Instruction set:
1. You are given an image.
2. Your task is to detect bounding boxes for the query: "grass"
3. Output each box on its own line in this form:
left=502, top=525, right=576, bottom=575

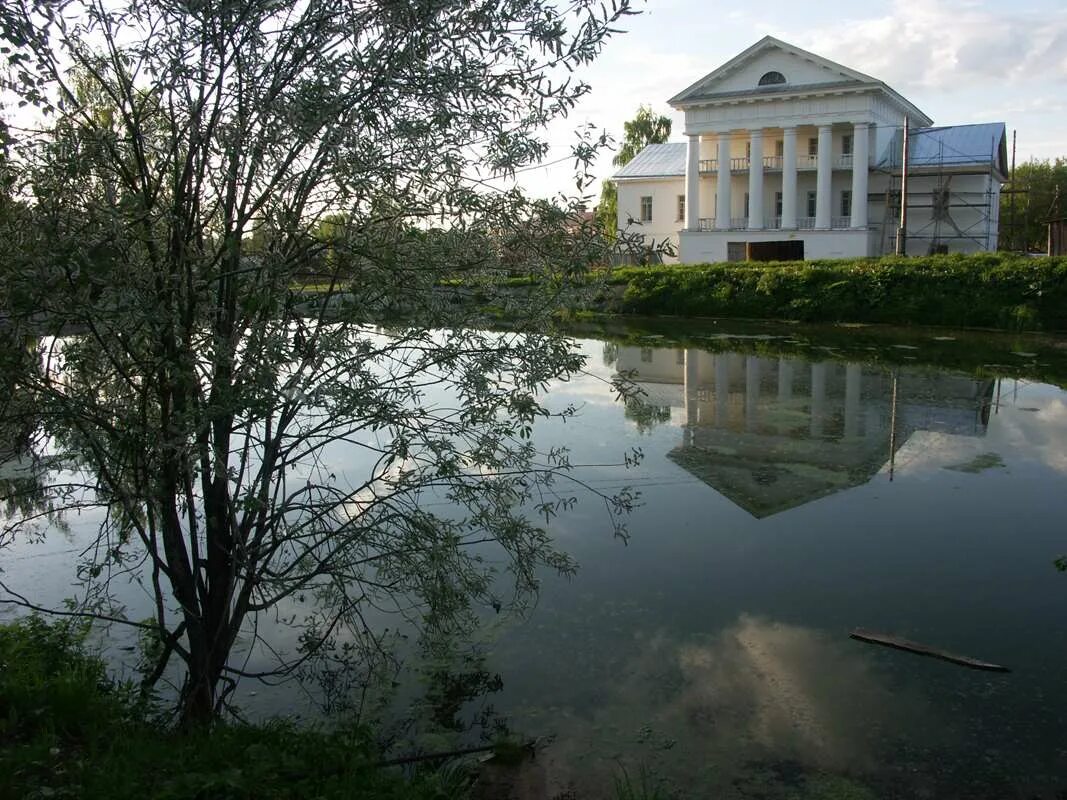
left=0, top=616, right=468, bottom=800
left=0, top=616, right=675, bottom=799
left=613, top=764, right=674, bottom=799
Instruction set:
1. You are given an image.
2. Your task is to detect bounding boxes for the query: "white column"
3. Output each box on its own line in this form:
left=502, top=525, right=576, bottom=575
left=745, top=356, right=760, bottom=430
left=781, top=127, right=797, bottom=229
left=716, top=133, right=732, bottom=230
left=850, top=122, right=869, bottom=229
left=685, top=134, right=701, bottom=231
left=715, top=354, right=730, bottom=425
left=810, top=362, right=827, bottom=438
left=815, top=124, right=832, bottom=229
left=844, top=363, right=861, bottom=438
left=747, top=129, right=764, bottom=230
left=684, top=349, right=698, bottom=439
left=777, top=359, right=794, bottom=402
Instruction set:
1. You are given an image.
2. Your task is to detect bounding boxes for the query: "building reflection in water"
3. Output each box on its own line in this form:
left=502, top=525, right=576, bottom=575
left=617, top=347, right=995, bottom=518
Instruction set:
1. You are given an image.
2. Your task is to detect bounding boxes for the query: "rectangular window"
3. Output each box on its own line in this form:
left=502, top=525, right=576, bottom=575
left=775, top=140, right=784, bottom=157
left=640, top=348, right=653, bottom=363
left=676, top=349, right=685, bottom=366
left=677, top=195, right=685, bottom=222
left=746, top=141, right=751, bottom=160
left=842, top=134, right=853, bottom=156
left=744, top=192, right=750, bottom=219
left=841, top=190, right=852, bottom=218
left=806, top=190, right=817, bottom=218
left=808, top=137, right=818, bottom=156
left=775, top=191, right=783, bottom=217
left=640, top=195, right=652, bottom=222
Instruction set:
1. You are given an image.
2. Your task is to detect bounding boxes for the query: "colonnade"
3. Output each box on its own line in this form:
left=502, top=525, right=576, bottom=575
left=683, top=123, right=869, bottom=231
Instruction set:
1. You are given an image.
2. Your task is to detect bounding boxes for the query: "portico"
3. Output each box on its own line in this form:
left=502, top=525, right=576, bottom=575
left=683, top=122, right=871, bottom=232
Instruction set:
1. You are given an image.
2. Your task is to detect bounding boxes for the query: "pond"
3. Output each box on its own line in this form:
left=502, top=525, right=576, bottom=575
left=465, top=320, right=1067, bottom=799
left=5, top=318, right=1067, bottom=798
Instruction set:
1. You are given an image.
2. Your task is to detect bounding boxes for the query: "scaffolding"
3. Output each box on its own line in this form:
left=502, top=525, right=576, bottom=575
left=875, top=128, right=1005, bottom=255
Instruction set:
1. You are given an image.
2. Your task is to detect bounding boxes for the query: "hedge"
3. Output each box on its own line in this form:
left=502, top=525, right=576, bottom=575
left=615, top=254, right=1067, bottom=331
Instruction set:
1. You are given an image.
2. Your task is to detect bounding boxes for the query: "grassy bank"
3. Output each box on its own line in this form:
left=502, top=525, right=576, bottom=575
left=611, top=254, right=1067, bottom=331
left=0, top=617, right=464, bottom=800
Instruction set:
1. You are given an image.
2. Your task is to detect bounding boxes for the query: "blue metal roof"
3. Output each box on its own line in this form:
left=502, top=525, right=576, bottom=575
left=878, top=122, right=1007, bottom=174
left=612, top=142, right=686, bottom=179
left=615, top=123, right=1007, bottom=181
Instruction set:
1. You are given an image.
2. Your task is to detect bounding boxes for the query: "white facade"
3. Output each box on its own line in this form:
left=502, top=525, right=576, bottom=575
left=613, top=37, right=1008, bottom=264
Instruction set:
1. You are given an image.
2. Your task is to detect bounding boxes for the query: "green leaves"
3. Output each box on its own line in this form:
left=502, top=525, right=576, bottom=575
left=613, top=105, right=672, bottom=168
left=0, top=0, right=642, bottom=726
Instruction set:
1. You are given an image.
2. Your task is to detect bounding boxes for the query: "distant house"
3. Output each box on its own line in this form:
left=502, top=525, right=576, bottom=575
left=613, top=36, right=1008, bottom=263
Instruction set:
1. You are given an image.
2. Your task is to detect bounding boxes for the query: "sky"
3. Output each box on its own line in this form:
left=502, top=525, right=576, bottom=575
left=519, top=0, right=1067, bottom=201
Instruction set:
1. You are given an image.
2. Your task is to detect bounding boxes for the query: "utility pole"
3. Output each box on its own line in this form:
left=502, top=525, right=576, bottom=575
left=895, top=116, right=909, bottom=256
left=1009, top=129, right=1017, bottom=251
left=1049, top=185, right=1061, bottom=257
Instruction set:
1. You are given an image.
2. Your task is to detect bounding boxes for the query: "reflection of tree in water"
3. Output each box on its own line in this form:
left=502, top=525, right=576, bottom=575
left=624, top=396, right=671, bottom=434
left=386, top=633, right=509, bottom=751
left=601, top=342, right=618, bottom=369
left=0, top=470, right=60, bottom=529
left=0, top=333, right=61, bottom=531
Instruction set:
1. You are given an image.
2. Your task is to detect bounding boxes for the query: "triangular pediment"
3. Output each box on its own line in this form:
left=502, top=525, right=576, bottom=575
left=669, top=36, right=877, bottom=106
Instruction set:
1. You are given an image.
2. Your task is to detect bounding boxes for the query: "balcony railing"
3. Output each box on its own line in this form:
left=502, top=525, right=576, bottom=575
left=689, top=216, right=856, bottom=232
left=695, top=153, right=859, bottom=173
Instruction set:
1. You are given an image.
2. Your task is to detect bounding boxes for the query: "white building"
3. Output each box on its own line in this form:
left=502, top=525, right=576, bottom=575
left=613, top=36, right=1009, bottom=264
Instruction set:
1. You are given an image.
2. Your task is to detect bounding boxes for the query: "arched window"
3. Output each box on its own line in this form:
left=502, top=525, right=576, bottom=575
left=758, top=71, right=786, bottom=86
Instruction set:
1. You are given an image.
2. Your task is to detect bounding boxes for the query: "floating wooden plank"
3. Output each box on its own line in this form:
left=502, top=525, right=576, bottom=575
left=850, top=628, right=1010, bottom=673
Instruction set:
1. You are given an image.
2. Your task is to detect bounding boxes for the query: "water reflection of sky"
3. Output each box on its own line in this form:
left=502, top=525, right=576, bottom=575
left=488, top=338, right=1067, bottom=798
left=5, top=331, right=1067, bottom=796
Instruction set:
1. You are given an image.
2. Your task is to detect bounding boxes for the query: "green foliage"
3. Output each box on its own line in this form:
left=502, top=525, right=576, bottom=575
left=0, top=617, right=467, bottom=800
left=0, top=0, right=638, bottom=725
left=613, top=764, right=672, bottom=800
left=0, top=616, right=129, bottom=746
left=612, top=105, right=673, bottom=168
left=599, top=178, right=618, bottom=239
left=615, top=253, right=1067, bottom=331
left=1000, top=157, right=1067, bottom=252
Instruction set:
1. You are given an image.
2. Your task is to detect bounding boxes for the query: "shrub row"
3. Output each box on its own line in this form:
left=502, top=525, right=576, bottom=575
left=614, top=254, right=1067, bottom=331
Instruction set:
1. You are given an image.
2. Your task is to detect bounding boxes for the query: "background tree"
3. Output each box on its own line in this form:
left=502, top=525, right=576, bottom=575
left=0, top=0, right=638, bottom=725
left=1000, top=158, right=1067, bottom=252
left=597, top=105, right=673, bottom=238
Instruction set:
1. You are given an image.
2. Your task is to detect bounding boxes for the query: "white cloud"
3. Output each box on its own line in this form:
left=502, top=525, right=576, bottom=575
left=797, top=0, right=1067, bottom=92
left=514, top=1, right=1067, bottom=197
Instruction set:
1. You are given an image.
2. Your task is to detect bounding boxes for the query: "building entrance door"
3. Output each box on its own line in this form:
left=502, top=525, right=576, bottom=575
left=746, top=240, right=804, bottom=261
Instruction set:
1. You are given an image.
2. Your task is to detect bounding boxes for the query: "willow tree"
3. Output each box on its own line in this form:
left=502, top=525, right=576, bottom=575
left=597, top=104, right=672, bottom=238
left=0, top=0, right=639, bottom=724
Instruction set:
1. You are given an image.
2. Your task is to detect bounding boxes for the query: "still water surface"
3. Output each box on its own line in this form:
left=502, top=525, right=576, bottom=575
left=475, top=323, right=1067, bottom=798
left=6, top=320, right=1067, bottom=798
